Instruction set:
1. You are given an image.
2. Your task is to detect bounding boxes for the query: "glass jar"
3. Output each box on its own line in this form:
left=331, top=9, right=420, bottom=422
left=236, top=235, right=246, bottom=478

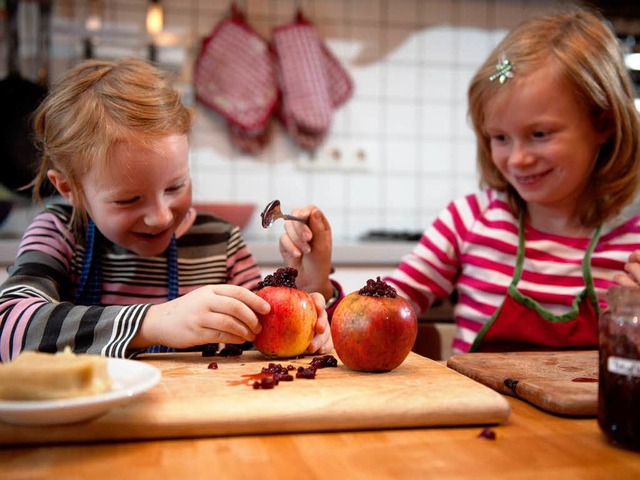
left=598, top=286, right=640, bottom=450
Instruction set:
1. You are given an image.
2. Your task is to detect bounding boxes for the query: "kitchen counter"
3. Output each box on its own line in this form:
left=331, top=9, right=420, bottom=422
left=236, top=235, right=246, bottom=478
left=248, top=240, right=414, bottom=266
left=2, top=390, right=638, bottom=478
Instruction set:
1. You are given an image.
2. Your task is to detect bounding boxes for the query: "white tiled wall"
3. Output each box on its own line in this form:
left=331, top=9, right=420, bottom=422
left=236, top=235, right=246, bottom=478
left=2, top=0, right=567, bottom=242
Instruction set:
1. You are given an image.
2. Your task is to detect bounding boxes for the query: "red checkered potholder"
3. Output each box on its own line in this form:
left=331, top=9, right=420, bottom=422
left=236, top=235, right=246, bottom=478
left=273, top=13, right=333, bottom=136
left=273, top=11, right=353, bottom=150
left=194, top=6, right=277, bottom=133
left=322, top=43, right=354, bottom=109
left=226, top=121, right=272, bottom=155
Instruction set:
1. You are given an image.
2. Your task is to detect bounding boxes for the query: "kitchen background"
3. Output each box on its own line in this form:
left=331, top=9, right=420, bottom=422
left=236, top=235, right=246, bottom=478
left=2, top=0, right=638, bottom=244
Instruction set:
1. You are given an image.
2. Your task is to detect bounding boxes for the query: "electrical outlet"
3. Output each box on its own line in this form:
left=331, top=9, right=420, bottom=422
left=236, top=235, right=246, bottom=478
left=297, top=144, right=370, bottom=172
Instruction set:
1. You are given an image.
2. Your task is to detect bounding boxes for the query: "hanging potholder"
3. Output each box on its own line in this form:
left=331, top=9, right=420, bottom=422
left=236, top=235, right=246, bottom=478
left=272, top=13, right=333, bottom=138
left=194, top=5, right=277, bottom=133
left=322, top=43, right=354, bottom=108
left=273, top=11, right=354, bottom=150
left=227, top=121, right=272, bottom=155
left=278, top=42, right=354, bottom=150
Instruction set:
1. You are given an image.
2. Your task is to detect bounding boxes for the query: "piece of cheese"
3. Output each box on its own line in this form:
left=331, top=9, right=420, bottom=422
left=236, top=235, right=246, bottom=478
left=0, top=348, right=112, bottom=401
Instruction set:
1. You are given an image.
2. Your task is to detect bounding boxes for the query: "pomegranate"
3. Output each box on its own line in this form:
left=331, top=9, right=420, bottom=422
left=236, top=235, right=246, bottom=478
left=253, top=267, right=317, bottom=358
left=331, top=277, right=417, bottom=372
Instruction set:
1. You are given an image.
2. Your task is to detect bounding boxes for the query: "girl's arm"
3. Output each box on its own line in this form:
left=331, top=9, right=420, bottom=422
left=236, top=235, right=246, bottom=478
left=383, top=198, right=470, bottom=316
left=0, top=210, right=148, bottom=362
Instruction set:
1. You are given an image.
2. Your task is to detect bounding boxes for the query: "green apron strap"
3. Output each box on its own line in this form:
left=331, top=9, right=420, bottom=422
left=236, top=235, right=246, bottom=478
left=582, top=223, right=602, bottom=316
left=469, top=214, right=602, bottom=351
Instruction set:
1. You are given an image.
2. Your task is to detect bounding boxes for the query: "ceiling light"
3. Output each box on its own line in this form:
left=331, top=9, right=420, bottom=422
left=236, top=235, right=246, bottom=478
left=146, top=0, right=163, bottom=36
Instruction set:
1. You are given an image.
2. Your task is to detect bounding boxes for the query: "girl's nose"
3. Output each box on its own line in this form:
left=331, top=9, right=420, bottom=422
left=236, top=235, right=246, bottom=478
left=144, top=201, right=173, bottom=227
left=508, top=142, right=535, bottom=168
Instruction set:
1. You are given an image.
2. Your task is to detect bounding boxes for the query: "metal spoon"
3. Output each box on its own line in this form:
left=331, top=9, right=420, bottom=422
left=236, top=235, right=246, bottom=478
left=260, top=199, right=309, bottom=228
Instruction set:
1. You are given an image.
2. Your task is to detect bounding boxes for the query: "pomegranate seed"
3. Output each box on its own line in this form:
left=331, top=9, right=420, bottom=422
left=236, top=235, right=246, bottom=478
left=478, top=428, right=496, bottom=440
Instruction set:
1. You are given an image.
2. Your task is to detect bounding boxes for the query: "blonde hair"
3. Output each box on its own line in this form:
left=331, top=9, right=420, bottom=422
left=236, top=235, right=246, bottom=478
left=468, top=8, right=640, bottom=228
left=31, top=57, right=193, bottom=230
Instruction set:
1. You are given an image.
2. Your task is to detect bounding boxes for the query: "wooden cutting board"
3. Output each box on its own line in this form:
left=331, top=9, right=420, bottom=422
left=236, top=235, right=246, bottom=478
left=1, top=351, right=509, bottom=446
left=447, top=350, right=598, bottom=417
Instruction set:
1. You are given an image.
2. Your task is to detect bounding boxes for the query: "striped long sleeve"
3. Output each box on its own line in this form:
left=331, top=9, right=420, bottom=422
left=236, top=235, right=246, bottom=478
left=384, top=190, right=640, bottom=354
left=0, top=205, right=262, bottom=362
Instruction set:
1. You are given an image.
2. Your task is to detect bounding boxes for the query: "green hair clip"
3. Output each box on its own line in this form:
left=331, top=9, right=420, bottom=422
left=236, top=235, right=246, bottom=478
left=489, top=53, right=513, bottom=84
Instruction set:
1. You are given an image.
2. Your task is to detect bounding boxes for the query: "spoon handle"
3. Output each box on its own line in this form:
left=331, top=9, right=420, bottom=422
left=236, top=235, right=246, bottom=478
left=281, top=214, right=309, bottom=224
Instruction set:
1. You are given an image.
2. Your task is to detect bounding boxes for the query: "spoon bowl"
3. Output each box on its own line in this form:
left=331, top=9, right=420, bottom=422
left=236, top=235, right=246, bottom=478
left=260, top=200, right=309, bottom=228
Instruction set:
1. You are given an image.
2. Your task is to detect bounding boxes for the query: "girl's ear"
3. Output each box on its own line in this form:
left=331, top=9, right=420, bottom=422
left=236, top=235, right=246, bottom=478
left=46, top=170, right=76, bottom=204
left=595, top=112, right=614, bottom=145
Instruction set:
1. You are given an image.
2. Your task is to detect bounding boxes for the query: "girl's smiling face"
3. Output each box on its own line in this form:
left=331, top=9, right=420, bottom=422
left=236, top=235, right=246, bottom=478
left=484, top=60, right=610, bottom=223
left=82, top=134, right=192, bottom=257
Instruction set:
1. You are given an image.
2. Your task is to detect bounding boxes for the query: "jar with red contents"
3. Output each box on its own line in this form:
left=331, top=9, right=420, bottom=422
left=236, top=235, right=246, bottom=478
left=598, top=286, right=640, bottom=450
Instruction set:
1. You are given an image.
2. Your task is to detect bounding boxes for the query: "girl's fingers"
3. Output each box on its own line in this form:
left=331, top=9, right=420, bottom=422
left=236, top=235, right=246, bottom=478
left=208, top=285, right=269, bottom=334
left=202, top=313, right=259, bottom=341
left=615, top=272, right=638, bottom=287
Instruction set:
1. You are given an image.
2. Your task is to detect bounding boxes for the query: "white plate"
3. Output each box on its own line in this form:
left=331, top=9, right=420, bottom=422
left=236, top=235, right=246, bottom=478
left=0, top=358, right=161, bottom=426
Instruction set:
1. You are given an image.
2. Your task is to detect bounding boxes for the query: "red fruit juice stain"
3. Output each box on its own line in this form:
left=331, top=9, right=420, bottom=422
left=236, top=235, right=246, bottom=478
left=571, top=377, right=597, bottom=383
left=227, top=372, right=272, bottom=387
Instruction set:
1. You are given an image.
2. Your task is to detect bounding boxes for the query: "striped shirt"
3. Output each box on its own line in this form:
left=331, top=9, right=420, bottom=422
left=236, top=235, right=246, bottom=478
left=0, top=204, right=262, bottom=362
left=384, top=190, right=640, bottom=355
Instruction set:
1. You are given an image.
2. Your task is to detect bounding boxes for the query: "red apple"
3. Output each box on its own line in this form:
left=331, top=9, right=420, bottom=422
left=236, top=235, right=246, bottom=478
left=331, top=277, right=417, bottom=372
left=253, top=267, right=317, bottom=358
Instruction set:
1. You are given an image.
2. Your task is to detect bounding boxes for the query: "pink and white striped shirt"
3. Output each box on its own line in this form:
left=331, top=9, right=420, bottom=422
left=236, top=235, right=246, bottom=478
left=384, top=190, right=640, bottom=354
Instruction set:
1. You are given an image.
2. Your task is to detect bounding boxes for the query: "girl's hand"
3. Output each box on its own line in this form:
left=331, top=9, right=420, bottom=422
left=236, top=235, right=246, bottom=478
left=305, top=292, right=334, bottom=354
left=279, top=205, right=334, bottom=301
left=133, top=285, right=270, bottom=349
left=615, top=250, right=640, bottom=287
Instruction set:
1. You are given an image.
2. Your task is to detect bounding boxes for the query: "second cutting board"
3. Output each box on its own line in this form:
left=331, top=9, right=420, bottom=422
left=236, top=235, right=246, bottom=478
left=447, top=350, right=598, bottom=416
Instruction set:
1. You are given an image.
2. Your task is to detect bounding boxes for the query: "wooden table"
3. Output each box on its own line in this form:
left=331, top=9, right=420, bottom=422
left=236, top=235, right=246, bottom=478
left=2, top=396, right=639, bottom=479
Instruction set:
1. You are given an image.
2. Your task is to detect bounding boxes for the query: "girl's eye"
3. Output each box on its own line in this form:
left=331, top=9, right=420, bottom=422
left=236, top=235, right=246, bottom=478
left=167, top=182, right=187, bottom=194
left=490, top=133, right=507, bottom=142
left=114, top=197, right=139, bottom=206
left=532, top=130, right=547, bottom=138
